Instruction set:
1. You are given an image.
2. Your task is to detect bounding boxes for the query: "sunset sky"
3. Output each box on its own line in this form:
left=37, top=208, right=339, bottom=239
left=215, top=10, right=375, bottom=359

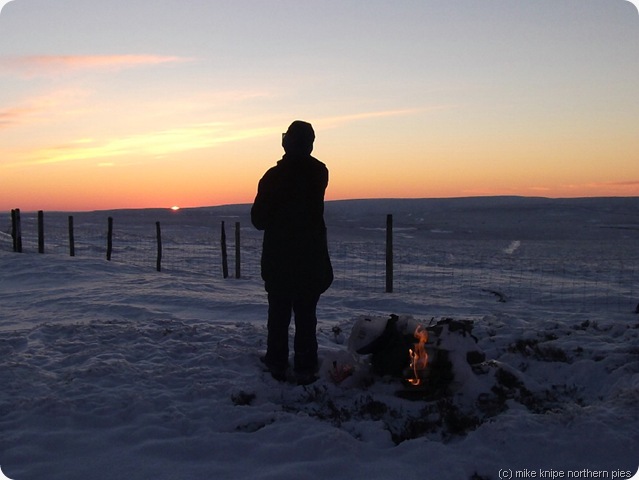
left=1, top=0, right=638, bottom=211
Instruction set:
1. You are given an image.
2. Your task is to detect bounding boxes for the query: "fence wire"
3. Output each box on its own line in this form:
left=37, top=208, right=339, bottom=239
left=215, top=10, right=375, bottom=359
left=3, top=213, right=638, bottom=313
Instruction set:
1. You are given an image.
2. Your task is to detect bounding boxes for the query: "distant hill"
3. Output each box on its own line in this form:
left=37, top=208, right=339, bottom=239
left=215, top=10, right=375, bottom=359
left=137, top=196, right=639, bottom=241
left=322, top=196, right=639, bottom=241
left=32, top=196, right=638, bottom=243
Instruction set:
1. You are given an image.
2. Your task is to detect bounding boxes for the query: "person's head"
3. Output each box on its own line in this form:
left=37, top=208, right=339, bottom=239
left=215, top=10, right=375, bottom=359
left=282, top=120, right=315, bottom=155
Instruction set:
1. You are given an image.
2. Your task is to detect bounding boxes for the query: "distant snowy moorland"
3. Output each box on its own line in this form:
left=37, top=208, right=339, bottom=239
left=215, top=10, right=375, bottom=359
left=1, top=197, right=638, bottom=480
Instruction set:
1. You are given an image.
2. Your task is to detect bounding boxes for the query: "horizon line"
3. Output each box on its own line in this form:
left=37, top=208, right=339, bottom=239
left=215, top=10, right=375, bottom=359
left=6, top=194, right=639, bottom=214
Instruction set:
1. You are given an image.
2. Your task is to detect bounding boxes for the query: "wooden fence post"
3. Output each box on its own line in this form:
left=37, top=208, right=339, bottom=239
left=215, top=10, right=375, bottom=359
left=235, top=221, right=241, bottom=279
left=68, top=215, right=75, bottom=257
left=156, top=221, right=162, bottom=272
left=11, top=209, right=22, bottom=253
left=221, top=221, right=229, bottom=278
left=106, top=216, right=113, bottom=261
left=10, top=210, right=16, bottom=252
left=386, top=214, right=393, bottom=293
left=38, top=210, right=45, bottom=254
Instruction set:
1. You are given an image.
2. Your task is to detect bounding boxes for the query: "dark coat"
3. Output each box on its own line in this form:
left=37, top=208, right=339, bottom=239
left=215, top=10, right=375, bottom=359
left=251, top=153, right=333, bottom=295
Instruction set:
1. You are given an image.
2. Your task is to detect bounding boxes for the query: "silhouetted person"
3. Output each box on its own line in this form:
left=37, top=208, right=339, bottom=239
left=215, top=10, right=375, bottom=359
left=251, top=120, right=333, bottom=385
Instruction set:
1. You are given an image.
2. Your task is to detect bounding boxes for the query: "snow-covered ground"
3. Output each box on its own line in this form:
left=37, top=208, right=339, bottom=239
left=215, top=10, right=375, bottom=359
left=1, top=197, right=638, bottom=480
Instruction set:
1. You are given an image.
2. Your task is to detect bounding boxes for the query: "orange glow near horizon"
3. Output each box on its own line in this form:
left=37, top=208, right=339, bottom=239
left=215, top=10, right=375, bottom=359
left=3, top=168, right=637, bottom=213
left=2, top=92, right=637, bottom=212
left=2, top=108, right=638, bottom=212
left=2, top=122, right=638, bottom=212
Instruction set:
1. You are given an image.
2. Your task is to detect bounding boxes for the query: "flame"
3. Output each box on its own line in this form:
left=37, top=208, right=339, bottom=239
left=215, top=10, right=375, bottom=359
left=329, top=360, right=353, bottom=384
left=407, top=325, right=429, bottom=386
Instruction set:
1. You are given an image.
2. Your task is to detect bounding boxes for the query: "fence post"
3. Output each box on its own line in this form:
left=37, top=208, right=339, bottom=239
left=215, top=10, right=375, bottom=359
left=106, top=216, right=113, bottom=261
left=38, top=210, right=45, bottom=254
left=235, top=221, right=241, bottom=279
left=386, top=214, right=393, bottom=293
left=221, top=221, right=229, bottom=278
left=11, top=208, right=22, bottom=253
left=156, top=221, right=162, bottom=272
left=17, top=209, right=22, bottom=252
left=11, top=209, right=22, bottom=253
left=10, top=210, right=14, bottom=251
left=68, top=215, right=75, bottom=257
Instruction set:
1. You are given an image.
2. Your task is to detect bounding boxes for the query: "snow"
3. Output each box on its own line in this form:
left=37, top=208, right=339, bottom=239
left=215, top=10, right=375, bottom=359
left=1, top=197, right=638, bottom=480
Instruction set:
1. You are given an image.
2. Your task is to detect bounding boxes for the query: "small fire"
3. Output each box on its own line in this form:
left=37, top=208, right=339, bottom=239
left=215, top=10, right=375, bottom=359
left=329, top=360, right=354, bottom=384
left=407, top=325, right=429, bottom=386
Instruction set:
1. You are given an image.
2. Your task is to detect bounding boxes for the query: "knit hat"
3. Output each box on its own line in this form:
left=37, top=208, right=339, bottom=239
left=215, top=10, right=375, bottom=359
left=283, top=120, right=315, bottom=154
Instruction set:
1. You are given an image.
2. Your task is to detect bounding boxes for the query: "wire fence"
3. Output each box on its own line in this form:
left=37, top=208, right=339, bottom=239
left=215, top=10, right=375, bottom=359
left=3, top=212, right=638, bottom=313
left=390, top=240, right=638, bottom=312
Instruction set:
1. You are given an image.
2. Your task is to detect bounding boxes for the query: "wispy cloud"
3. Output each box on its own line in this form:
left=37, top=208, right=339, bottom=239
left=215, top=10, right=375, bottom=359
left=315, top=106, right=455, bottom=129
left=5, top=122, right=274, bottom=167
left=0, top=54, right=193, bottom=77
left=0, top=105, right=40, bottom=129
left=566, top=180, right=639, bottom=190
left=556, top=180, right=639, bottom=196
left=603, top=180, right=639, bottom=187
left=0, top=89, right=89, bottom=130
left=11, top=108, right=447, bottom=166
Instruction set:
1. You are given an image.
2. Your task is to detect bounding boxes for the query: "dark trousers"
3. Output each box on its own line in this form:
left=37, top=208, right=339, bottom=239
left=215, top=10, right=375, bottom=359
left=265, top=292, right=320, bottom=374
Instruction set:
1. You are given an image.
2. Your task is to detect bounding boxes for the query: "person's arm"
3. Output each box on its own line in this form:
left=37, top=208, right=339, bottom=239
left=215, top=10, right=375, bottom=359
left=251, top=174, right=272, bottom=231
